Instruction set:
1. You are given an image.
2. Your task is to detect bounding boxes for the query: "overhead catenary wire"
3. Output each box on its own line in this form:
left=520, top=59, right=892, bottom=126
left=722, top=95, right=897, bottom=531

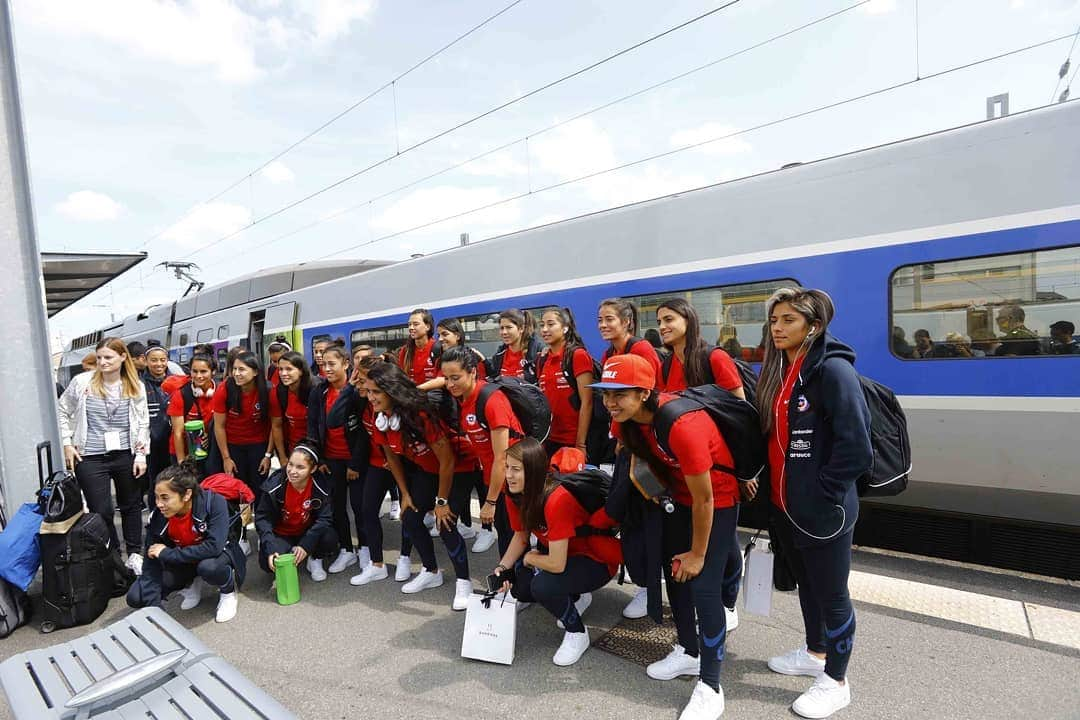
left=198, top=0, right=874, bottom=260
left=311, top=32, right=1077, bottom=262
left=131, top=0, right=528, bottom=252
left=1050, top=22, right=1080, bottom=103
left=1061, top=52, right=1080, bottom=103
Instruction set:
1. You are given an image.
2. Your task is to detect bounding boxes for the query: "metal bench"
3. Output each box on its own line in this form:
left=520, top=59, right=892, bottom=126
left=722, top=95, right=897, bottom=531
left=0, top=607, right=296, bottom=719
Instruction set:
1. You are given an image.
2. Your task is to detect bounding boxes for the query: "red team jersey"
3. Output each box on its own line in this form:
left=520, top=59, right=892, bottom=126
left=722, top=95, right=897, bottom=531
left=362, top=405, right=387, bottom=469
left=660, top=349, right=742, bottom=393
left=505, top=486, right=622, bottom=575
left=398, top=338, right=438, bottom=385
left=274, top=481, right=314, bottom=537
left=537, top=346, right=594, bottom=446
left=459, top=380, right=523, bottom=484
left=166, top=513, right=205, bottom=547
left=372, top=411, right=446, bottom=475
left=212, top=385, right=269, bottom=445
left=165, top=383, right=216, bottom=455
left=601, top=338, right=663, bottom=383
left=269, top=389, right=308, bottom=452
left=323, top=386, right=351, bottom=460
left=498, top=346, right=528, bottom=378
left=769, top=354, right=806, bottom=509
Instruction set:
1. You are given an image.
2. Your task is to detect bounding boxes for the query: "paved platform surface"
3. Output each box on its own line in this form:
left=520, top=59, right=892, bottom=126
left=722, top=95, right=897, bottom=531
left=1, top=519, right=1077, bottom=720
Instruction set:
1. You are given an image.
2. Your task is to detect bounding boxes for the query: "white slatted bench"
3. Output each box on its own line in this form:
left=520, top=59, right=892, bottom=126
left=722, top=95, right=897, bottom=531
left=0, top=607, right=296, bottom=719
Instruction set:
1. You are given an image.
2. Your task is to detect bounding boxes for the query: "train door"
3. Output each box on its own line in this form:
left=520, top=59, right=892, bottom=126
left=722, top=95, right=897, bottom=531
left=248, top=310, right=266, bottom=365
left=263, top=302, right=297, bottom=366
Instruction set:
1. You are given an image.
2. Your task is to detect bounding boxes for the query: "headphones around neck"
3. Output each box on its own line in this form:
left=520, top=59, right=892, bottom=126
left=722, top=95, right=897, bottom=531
left=375, top=412, right=401, bottom=432
left=192, top=385, right=215, bottom=398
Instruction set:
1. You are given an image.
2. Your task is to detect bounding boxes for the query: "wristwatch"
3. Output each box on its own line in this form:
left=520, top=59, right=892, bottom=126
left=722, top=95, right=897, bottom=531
left=435, top=497, right=449, bottom=507
left=264, top=452, right=273, bottom=459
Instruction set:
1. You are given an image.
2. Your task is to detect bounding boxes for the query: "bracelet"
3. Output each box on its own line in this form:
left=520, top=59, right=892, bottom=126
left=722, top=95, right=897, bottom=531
left=484, top=499, right=498, bottom=507
left=495, top=564, right=507, bottom=573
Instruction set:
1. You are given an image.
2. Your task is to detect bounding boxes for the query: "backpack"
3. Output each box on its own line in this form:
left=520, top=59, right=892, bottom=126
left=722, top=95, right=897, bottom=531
left=38, top=511, right=117, bottom=633
left=476, top=377, right=551, bottom=443
left=660, top=347, right=759, bottom=405
left=539, top=346, right=615, bottom=465
left=653, top=385, right=766, bottom=482
left=857, top=376, right=911, bottom=497
left=0, top=578, right=30, bottom=638
left=428, top=388, right=461, bottom=434
left=552, top=469, right=618, bottom=537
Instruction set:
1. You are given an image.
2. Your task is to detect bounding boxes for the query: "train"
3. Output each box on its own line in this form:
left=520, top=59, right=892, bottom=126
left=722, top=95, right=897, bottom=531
left=59, top=101, right=1080, bottom=579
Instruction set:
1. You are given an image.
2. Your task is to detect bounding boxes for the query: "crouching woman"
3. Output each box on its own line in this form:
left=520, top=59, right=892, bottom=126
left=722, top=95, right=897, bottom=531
left=255, top=441, right=339, bottom=583
left=127, top=459, right=244, bottom=623
left=495, top=438, right=621, bottom=667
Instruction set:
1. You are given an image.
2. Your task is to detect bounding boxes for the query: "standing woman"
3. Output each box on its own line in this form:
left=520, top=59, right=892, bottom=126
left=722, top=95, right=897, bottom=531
left=168, top=354, right=216, bottom=465
left=440, top=346, right=523, bottom=557
left=270, top=351, right=314, bottom=462
left=266, top=337, right=292, bottom=385
left=308, top=343, right=369, bottom=575
left=597, top=353, right=739, bottom=720
left=489, top=309, right=542, bottom=383
left=58, top=337, right=149, bottom=574
left=536, top=307, right=596, bottom=457
left=358, top=363, right=472, bottom=610
left=598, top=297, right=663, bottom=378
left=417, top=317, right=487, bottom=392
left=212, top=351, right=273, bottom=498
left=397, top=308, right=439, bottom=386
left=758, top=288, right=870, bottom=720
left=311, top=337, right=330, bottom=378
left=656, top=297, right=748, bottom=632
left=126, top=459, right=242, bottom=623
left=496, top=438, right=621, bottom=666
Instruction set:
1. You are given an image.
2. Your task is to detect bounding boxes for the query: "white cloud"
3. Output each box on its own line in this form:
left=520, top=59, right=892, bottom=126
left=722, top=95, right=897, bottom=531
left=531, top=118, right=617, bottom=181
left=55, top=190, right=123, bottom=221
left=462, top=151, right=528, bottom=178
left=260, top=160, right=295, bottom=184
left=861, top=0, right=897, bottom=14
left=371, top=186, right=520, bottom=235
left=298, top=0, right=376, bottom=43
left=160, top=201, right=252, bottom=248
left=670, top=123, right=752, bottom=155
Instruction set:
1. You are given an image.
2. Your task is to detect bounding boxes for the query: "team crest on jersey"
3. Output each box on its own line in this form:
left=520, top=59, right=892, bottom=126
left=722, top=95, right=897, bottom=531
left=466, top=413, right=477, bottom=425
left=796, top=395, right=809, bottom=412
left=197, top=523, right=208, bottom=533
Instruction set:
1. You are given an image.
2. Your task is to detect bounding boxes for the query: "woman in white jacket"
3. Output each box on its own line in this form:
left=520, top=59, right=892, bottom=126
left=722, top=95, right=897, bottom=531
left=58, top=337, right=150, bottom=574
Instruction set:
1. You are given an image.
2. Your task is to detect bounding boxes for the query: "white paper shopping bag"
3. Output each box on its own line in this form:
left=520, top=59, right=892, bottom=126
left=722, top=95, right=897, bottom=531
left=742, top=537, right=775, bottom=617
left=461, top=592, right=517, bottom=665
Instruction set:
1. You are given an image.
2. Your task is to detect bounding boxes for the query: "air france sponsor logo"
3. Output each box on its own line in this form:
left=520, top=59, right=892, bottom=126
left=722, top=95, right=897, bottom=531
left=790, top=438, right=811, bottom=451
left=796, top=395, right=809, bottom=412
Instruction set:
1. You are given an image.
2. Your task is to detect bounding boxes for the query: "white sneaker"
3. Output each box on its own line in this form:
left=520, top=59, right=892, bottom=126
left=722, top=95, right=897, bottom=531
left=429, top=524, right=441, bottom=538
left=238, top=538, right=252, bottom=556
left=452, top=579, right=472, bottom=611
left=388, top=501, right=401, bottom=521
left=215, top=591, right=238, bottom=623
left=678, top=681, right=725, bottom=720
left=126, top=553, right=144, bottom=577
left=307, top=558, right=327, bottom=582
left=471, top=528, right=496, bottom=554
left=647, top=644, right=701, bottom=680
left=725, top=605, right=739, bottom=631
left=623, top=587, right=648, bottom=619
left=394, top=556, right=412, bottom=581
left=357, top=546, right=371, bottom=569
left=178, top=577, right=203, bottom=611
left=327, top=549, right=357, bottom=574
left=423, top=512, right=436, bottom=530
left=552, top=627, right=590, bottom=666
left=402, top=569, right=444, bottom=594
left=792, top=675, right=850, bottom=719
left=557, top=592, right=592, bottom=629
left=350, top=563, right=388, bottom=586
left=768, top=646, right=827, bottom=677
left=457, top=521, right=477, bottom=539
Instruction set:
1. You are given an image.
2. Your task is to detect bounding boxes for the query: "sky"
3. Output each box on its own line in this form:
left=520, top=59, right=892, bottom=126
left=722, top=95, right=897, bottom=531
left=10, top=0, right=1080, bottom=351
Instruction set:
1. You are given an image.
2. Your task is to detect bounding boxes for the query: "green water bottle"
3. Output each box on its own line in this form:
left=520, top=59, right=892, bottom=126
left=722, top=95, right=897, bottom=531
left=274, top=553, right=301, bottom=606
left=183, top=419, right=209, bottom=460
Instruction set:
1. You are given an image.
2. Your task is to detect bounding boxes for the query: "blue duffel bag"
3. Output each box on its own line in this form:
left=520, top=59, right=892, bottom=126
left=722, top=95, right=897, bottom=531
left=0, top=502, right=44, bottom=592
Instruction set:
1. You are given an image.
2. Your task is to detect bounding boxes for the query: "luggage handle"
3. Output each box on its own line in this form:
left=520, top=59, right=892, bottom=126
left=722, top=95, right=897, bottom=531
left=36, top=441, right=53, bottom=490
left=65, top=648, right=188, bottom=709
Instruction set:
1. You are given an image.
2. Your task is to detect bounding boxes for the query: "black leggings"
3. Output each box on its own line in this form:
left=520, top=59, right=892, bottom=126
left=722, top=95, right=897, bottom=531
left=76, top=451, right=142, bottom=555
left=662, top=504, right=738, bottom=693
left=126, top=553, right=235, bottom=609
left=512, top=555, right=612, bottom=633
left=454, top=469, right=484, bottom=528
left=258, top=528, right=340, bottom=573
left=401, top=468, right=469, bottom=579
left=771, top=509, right=856, bottom=681
left=362, top=465, right=413, bottom=564
left=227, top=442, right=268, bottom=501
left=325, top=458, right=362, bottom=552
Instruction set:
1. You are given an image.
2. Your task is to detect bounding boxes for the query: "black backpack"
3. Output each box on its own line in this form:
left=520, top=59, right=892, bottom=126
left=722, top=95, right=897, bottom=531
left=653, top=385, right=766, bottom=482
left=477, top=377, right=551, bottom=443
left=553, top=469, right=618, bottom=537
left=659, top=347, right=759, bottom=405
left=0, top=577, right=30, bottom=638
left=538, top=346, right=616, bottom=465
left=38, top=512, right=117, bottom=633
left=857, top=376, right=911, bottom=497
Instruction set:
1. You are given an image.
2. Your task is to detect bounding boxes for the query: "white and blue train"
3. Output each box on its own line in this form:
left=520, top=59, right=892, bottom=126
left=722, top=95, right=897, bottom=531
left=60, top=101, right=1080, bottom=578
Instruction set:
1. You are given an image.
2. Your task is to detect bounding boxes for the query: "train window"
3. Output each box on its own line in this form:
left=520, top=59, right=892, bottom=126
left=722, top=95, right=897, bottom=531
left=196, top=328, right=213, bottom=343
left=349, top=327, right=408, bottom=357
left=890, top=246, right=1080, bottom=359
left=455, top=307, right=546, bottom=358
left=178, top=333, right=189, bottom=346
left=622, top=279, right=799, bottom=363
left=217, top=325, right=229, bottom=339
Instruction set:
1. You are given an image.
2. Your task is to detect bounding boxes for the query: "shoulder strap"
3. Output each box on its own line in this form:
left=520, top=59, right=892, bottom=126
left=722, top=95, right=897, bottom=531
left=475, top=383, right=499, bottom=430
left=276, top=382, right=289, bottom=413
left=702, top=347, right=721, bottom=385
left=182, top=383, right=198, bottom=417
left=660, top=351, right=674, bottom=383
left=653, top=396, right=735, bottom=476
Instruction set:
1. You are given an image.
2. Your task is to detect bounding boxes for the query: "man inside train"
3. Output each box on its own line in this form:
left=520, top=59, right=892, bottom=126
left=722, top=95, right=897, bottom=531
left=1049, top=320, right=1078, bottom=355
left=993, top=305, right=1041, bottom=357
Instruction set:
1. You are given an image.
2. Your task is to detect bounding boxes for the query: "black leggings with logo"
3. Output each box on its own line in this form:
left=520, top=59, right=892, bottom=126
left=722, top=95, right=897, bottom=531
left=361, top=465, right=413, bottom=565
left=400, top=468, right=469, bottom=579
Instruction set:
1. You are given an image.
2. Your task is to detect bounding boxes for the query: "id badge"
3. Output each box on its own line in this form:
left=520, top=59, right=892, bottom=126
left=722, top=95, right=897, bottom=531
left=104, top=430, right=122, bottom=452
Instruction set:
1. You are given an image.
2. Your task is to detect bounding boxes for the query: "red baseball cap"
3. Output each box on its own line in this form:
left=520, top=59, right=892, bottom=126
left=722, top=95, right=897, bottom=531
left=589, top=354, right=656, bottom=390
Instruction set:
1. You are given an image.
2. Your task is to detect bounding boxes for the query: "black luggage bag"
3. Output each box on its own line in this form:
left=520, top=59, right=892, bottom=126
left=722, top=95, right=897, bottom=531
left=38, top=511, right=116, bottom=633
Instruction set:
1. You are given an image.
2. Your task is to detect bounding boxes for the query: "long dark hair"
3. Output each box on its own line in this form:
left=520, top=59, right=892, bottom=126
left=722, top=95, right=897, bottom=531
left=599, top=297, right=640, bottom=338
left=436, top=318, right=485, bottom=368
left=618, top=392, right=678, bottom=488
left=226, top=350, right=269, bottom=422
left=402, top=308, right=434, bottom=371
left=657, top=297, right=710, bottom=386
left=506, top=438, right=556, bottom=533
left=440, top=344, right=480, bottom=374
left=366, top=361, right=438, bottom=445
left=278, top=351, right=313, bottom=400
left=499, top=308, right=536, bottom=352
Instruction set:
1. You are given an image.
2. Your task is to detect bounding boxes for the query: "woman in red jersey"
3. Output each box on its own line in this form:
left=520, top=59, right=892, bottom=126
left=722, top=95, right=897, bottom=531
left=168, top=354, right=216, bottom=464
left=489, top=308, right=542, bottom=383
left=397, top=308, right=438, bottom=385
left=269, top=351, right=314, bottom=461
left=598, top=297, right=663, bottom=379
left=536, top=307, right=595, bottom=457
left=212, top=351, right=272, bottom=495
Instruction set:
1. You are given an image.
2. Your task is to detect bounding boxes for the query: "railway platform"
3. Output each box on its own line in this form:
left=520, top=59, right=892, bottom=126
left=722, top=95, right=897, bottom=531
left=1, top=516, right=1076, bottom=720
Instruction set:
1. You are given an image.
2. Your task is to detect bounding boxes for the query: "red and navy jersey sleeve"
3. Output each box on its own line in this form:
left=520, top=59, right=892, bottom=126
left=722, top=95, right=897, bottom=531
left=709, top=349, right=743, bottom=393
